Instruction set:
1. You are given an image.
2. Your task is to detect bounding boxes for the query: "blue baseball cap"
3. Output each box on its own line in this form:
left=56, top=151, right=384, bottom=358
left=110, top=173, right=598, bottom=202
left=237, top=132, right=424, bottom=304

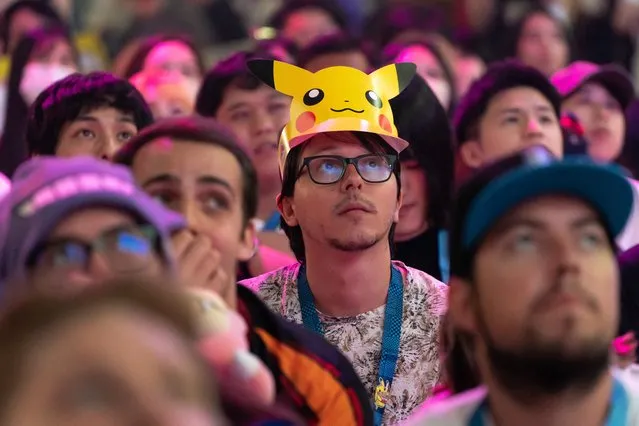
left=0, top=156, right=186, bottom=285
left=450, top=145, right=634, bottom=278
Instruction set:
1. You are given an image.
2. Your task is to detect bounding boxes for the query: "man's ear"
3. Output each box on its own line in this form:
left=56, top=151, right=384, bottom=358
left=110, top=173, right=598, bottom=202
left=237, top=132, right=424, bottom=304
left=238, top=219, right=257, bottom=262
left=277, top=193, right=299, bottom=227
left=459, top=140, right=484, bottom=169
left=448, top=276, right=478, bottom=335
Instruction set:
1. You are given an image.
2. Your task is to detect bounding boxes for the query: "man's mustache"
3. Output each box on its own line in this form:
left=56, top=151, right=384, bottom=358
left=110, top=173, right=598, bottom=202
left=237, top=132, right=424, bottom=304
left=530, top=278, right=599, bottom=313
left=333, top=196, right=377, bottom=214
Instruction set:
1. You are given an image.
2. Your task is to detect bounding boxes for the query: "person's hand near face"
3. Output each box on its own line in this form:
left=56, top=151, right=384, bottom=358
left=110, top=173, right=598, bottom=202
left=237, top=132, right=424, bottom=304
left=132, top=136, right=256, bottom=308
left=172, top=230, right=233, bottom=306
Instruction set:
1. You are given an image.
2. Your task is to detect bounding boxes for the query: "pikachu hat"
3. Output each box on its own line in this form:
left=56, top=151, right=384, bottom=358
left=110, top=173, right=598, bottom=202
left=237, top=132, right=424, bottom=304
left=247, top=60, right=416, bottom=173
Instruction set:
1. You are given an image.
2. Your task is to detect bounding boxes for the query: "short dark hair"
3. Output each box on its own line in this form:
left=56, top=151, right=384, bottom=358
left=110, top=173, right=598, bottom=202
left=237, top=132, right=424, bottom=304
left=195, top=50, right=279, bottom=118
left=297, top=33, right=378, bottom=70
left=26, top=71, right=154, bottom=156
left=268, top=0, right=347, bottom=31
left=279, top=132, right=401, bottom=262
left=122, top=34, right=205, bottom=79
left=453, top=60, right=562, bottom=145
left=114, top=115, right=258, bottom=226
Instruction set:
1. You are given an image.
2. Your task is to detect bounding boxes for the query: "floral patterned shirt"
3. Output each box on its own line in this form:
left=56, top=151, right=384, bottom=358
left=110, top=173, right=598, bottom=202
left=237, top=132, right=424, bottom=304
left=240, top=260, right=448, bottom=425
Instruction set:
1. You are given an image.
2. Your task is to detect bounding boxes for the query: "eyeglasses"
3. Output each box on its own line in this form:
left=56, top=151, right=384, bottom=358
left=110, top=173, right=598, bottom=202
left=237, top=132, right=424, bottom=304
left=298, top=154, right=397, bottom=185
left=28, top=224, right=160, bottom=277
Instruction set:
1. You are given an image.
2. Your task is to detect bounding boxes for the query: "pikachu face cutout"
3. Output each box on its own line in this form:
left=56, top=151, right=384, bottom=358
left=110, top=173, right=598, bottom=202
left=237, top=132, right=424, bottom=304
left=247, top=60, right=416, bottom=172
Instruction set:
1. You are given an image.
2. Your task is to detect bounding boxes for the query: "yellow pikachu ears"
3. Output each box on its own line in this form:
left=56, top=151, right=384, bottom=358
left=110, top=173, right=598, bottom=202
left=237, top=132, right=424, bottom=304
left=247, top=60, right=313, bottom=96
left=246, top=59, right=417, bottom=100
left=368, top=62, right=418, bottom=100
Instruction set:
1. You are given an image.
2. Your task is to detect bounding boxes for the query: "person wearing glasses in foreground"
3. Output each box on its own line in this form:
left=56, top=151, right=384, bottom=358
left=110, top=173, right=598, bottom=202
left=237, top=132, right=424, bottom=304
left=0, top=156, right=182, bottom=291
left=240, top=60, right=447, bottom=425
left=407, top=145, right=639, bottom=425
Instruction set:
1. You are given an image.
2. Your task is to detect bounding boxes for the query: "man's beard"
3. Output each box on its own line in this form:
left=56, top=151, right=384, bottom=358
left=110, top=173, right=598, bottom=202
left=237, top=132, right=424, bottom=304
left=327, top=224, right=390, bottom=252
left=328, top=233, right=384, bottom=252
left=479, top=312, right=610, bottom=402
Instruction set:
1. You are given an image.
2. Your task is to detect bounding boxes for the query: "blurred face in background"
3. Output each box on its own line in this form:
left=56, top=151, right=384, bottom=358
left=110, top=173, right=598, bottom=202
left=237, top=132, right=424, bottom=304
left=143, top=40, right=201, bottom=83
left=7, top=8, right=46, bottom=54
left=20, top=36, right=77, bottom=105
left=461, top=87, right=563, bottom=168
left=517, top=12, right=569, bottom=77
left=30, top=38, right=75, bottom=68
left=394, top=44, right=452, bottom=111
left=216, top=82, right=290, bottom=195
left=2, top=303, right=225, bottom=426
left=130, top=71, right=198, bottom=119
left=562, top=82, right=626, bottom=162
left=396, top=160, right=428, bottom=241
left=282, top=7, right=340, bottom=48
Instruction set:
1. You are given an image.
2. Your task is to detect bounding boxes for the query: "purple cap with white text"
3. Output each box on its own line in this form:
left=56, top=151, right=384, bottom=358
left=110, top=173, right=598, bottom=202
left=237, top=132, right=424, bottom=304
left=0, top=156, right=186, bottom=286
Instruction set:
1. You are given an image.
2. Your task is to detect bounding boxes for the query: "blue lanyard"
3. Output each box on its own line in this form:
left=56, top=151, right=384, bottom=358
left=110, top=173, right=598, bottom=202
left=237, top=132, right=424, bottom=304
left=263, top=212, right=281, bottom=231
left=468, top=378, right=630, bottom=426
left=297, top=264, right=405, bottom=426
left=437, top=230, right=449, bottom=283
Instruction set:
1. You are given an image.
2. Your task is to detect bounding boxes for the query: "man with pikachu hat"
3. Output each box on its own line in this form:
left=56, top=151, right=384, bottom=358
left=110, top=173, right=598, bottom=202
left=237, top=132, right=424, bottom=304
left=241, top=60, right=448, bottom=425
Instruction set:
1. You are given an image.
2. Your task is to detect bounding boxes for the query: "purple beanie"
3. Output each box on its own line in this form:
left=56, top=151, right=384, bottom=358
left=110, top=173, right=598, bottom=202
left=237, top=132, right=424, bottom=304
left=0, top=156, right=186, bottom=285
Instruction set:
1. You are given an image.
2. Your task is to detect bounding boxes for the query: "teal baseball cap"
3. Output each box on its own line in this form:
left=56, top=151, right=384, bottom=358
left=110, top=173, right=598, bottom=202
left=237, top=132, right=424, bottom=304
left=450, top=145, right=634, bottom=277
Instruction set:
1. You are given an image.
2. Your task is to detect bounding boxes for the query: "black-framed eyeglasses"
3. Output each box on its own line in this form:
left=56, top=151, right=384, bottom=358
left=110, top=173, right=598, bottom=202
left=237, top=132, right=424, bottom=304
left=298, top=154, right=397, bottom=185
left=27, top=224, right=161, bottom=277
